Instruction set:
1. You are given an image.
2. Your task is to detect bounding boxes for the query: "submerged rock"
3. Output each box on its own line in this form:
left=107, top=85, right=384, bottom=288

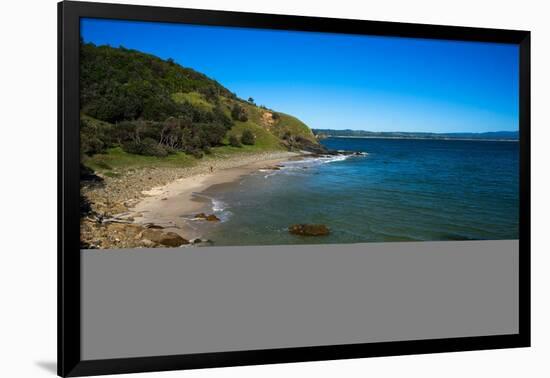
left=191, top=238, right=213, bottom=245
left=194, top=213, right=221, bottom=222
left=288, top=224, right=330, bottom=236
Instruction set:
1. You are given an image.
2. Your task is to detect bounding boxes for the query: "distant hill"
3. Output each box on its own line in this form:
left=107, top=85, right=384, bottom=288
left=79, top=41, right=318, bottom=168
left=313, top=129, right=519, bottom=141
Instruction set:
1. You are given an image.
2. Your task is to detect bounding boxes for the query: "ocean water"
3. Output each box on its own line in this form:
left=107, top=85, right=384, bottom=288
left=197, top=138, right=519, bottom=246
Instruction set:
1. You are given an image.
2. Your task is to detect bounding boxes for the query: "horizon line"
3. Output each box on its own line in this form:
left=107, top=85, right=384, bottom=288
left=312, top=129, right=519, bottom=134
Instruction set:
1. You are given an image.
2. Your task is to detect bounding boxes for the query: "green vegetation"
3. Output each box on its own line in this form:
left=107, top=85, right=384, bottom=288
left=241, top=129, right=255, bottom=145
left=171, top=92, right=214, bottom=111
left=226, top=121, right=281, bottom=151
left=80, top=41, right=321, bottom=175
left=231, top=103, right=248, bottom=122
left=272, top=113, right=317, bottom=142
left=229, top=135, right=242, bottom=147
left=83, top=147, right=197, bottom=173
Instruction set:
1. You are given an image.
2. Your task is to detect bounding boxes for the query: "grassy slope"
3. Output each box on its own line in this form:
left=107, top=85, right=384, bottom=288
left=171, top=91, right=214, bottom=111
left=274, top=113, right=316, bottom=142
left=223, top=100, right=285, bottom=151
left=83, top=147, right=196, bottom=171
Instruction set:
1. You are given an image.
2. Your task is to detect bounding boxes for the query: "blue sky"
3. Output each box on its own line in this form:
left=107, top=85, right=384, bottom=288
left=81, top=18, right=519, bottom=133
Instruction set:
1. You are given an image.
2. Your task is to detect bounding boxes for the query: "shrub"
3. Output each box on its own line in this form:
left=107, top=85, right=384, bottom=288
left=122, top=138, right=168, bottom=157
left=229, top=135, right=242, bottom=147
left=199, top=86, right=219, bottom=103
left=81, top=134, right=105, bottom=156
left=231, top=104, right=248, bottom=122
left=80, top=119, right=111, bottom=156
left=113, top=121, right=137, bottom=144
left=142, top=138, right=169, bottom=157
left=271, top=112, right=280, bottom=120
left=212, top=106, right=233, bottom=128
left=241, top=130, right=255, bottom=145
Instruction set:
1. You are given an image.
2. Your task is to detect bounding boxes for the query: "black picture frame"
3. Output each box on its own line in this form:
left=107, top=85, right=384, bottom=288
left=58, top=1, right=531, bottom=376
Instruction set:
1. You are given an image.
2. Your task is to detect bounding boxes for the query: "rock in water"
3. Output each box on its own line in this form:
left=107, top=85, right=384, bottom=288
left=288, top=224, right=330, bottom=236
left=194, top=213, right=221, bottom=222
left=191, top=238, right=213, bottom=245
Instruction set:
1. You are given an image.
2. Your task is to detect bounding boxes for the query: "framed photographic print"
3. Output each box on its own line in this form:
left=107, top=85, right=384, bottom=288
left=58, top=1, right=530, bottom=376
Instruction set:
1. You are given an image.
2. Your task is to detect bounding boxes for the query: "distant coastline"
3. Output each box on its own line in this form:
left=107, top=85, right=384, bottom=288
left=327, top=135, right=519, bottom=142
left=313, top=129, right=519, bottom=142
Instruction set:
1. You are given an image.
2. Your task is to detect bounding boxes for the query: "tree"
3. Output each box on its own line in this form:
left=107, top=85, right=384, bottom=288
left=247, top=97, right=255, bottom=104
left=213, top=106, right=233, bottom=128
left=79, top=43, right=249, bottom=159
left=241, top=129, right=255, bottom=145
left=159, top=117, right=183, bottom=149
left=229, top=135, right=242, bottom=147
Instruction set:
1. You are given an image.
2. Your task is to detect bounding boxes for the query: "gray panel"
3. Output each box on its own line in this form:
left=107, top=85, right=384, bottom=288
left=81, top=240, right=518, bottom=360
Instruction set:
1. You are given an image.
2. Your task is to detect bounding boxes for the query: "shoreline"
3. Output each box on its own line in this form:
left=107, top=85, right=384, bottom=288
left=128, top=155, right=299, bottom=241
left=80, top=151, right=302, bottom=249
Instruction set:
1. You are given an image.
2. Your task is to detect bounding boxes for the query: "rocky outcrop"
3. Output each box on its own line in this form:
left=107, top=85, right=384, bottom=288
left=80, top=220, right=190, bottom=249
left=288, top=224, right=330, bottom=236
left=139, top=228, right=189, bottom=247
left=285, top=135, right=331, bottom=154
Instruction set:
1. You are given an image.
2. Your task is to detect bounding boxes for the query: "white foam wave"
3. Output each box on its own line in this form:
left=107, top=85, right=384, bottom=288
left=257, top=152, right=367, bottom=178
left=212, top=198, right=227, bottom=212
left=208, top=196, right=232, bottom=222
left=284, top=153, right=355, bottom=167
left=190, top=192, right=231, bottom=222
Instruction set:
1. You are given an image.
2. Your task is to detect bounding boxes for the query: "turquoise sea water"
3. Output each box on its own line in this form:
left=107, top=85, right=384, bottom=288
left=197, top=138, right=519, bottom=246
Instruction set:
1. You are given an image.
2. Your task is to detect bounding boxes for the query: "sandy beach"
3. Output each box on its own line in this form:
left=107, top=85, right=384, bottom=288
left=80, top=151, right=302, bottom=248
left=128, top=156, right=299, bottom=240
